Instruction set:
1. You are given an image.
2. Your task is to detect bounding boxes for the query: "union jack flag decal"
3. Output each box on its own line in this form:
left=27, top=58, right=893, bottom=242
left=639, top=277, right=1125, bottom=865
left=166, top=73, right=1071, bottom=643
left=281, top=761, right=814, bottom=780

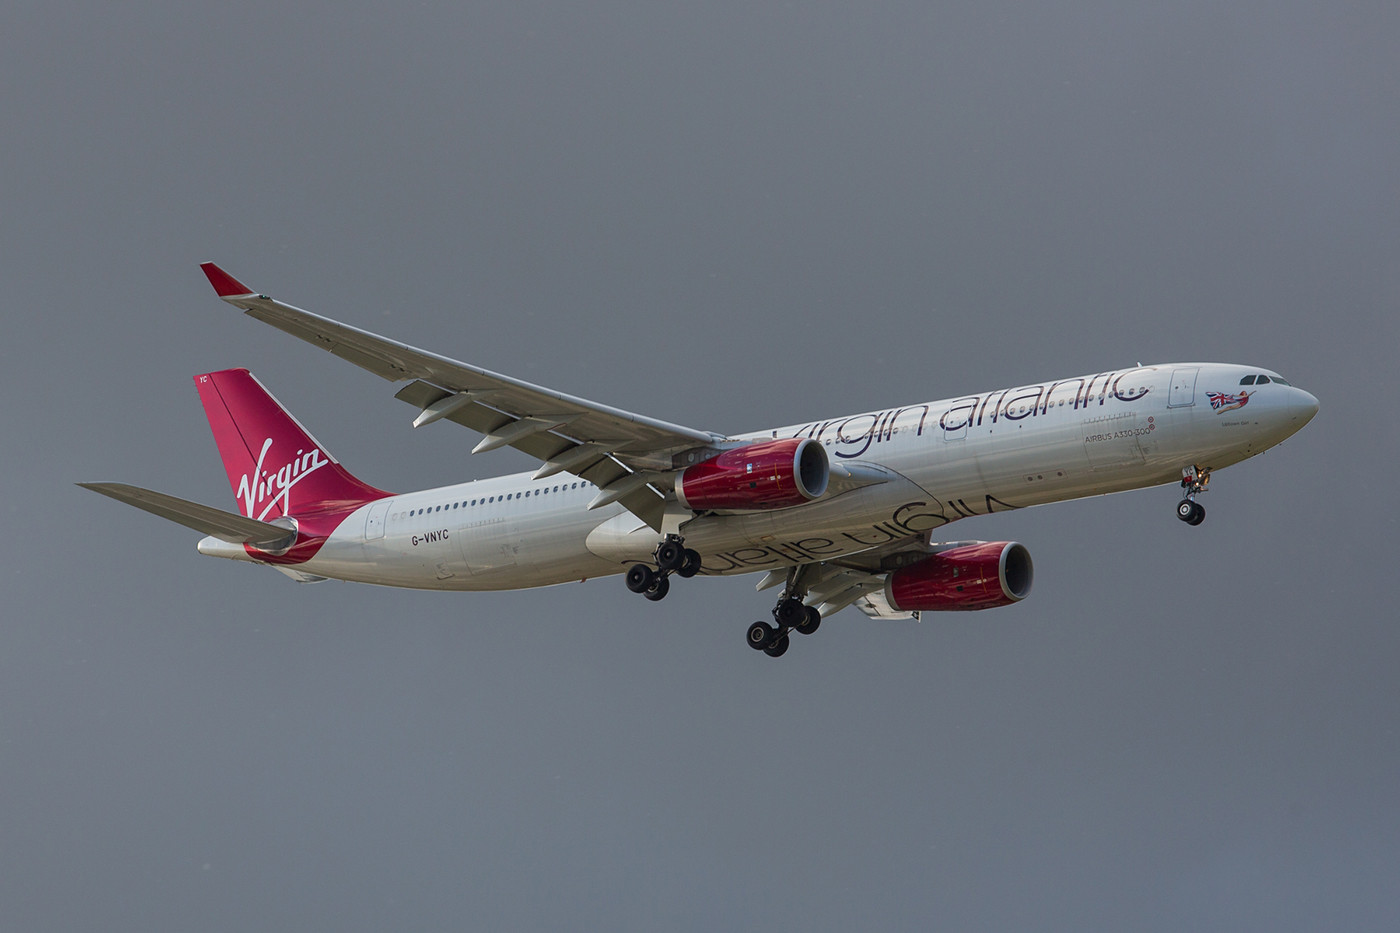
left=1207, top=390, right=1251, bottom=413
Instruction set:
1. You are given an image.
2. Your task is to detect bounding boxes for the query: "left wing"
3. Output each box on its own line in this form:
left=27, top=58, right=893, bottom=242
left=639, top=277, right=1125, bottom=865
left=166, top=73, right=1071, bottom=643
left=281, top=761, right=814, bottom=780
left=200, top=263, right=727, bottom=529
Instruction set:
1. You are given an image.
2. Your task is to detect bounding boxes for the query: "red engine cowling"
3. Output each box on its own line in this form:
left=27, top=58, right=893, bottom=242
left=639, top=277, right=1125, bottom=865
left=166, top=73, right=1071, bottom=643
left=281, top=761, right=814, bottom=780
left=676, top=438, right=829, bottom=511
left=885, top=542, right=1033, bottom=611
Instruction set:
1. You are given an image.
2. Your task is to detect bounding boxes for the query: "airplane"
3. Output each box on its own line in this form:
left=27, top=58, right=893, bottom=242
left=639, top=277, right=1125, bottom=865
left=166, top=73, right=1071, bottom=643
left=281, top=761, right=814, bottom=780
left=80, top=263, right=1320, bottom=657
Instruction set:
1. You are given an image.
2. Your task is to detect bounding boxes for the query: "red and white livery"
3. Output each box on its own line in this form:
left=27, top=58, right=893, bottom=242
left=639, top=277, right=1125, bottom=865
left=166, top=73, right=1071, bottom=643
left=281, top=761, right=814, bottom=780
left=81, top=264, right=1320, bottom=657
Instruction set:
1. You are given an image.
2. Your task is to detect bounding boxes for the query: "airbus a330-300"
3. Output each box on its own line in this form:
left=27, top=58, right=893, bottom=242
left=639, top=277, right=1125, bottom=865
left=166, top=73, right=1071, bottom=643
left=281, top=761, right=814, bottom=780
left=82, top=264, right=1319, bottom=657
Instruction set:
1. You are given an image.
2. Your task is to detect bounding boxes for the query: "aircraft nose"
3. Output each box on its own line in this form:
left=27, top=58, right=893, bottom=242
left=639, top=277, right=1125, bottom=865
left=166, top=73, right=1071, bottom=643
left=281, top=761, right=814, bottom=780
left=1293, top=387, right=1320, bottom=422
left=1277, top=386, right=1319, bottom=434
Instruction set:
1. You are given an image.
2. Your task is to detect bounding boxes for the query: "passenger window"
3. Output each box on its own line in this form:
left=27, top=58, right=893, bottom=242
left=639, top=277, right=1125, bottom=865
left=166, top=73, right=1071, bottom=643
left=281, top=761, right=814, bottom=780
left=1240, top=375, right=1257, bottom=385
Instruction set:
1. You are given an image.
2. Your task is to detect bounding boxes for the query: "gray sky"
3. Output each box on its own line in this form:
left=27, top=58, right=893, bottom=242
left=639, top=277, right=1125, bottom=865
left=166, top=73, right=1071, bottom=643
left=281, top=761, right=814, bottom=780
left=4, top=2, right=1398, bottom=930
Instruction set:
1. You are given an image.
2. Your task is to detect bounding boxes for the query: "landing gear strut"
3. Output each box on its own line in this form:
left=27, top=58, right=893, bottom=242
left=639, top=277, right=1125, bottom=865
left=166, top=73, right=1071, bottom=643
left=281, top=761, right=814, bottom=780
left=624, top=534, right=701, bottom=602
left=745, top=573, right=823, bottom=658
left=1177, top=465, right=1210, bottom=526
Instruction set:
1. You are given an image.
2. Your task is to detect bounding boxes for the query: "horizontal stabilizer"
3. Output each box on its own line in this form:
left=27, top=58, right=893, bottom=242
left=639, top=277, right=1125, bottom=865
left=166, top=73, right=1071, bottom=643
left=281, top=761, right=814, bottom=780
left=78, top=483, right=297, bottom=550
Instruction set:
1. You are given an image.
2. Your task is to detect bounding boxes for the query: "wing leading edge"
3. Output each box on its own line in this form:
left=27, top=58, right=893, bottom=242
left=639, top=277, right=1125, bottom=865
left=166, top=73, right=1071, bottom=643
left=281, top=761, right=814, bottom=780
left=200, top=263, right=726, bottom=529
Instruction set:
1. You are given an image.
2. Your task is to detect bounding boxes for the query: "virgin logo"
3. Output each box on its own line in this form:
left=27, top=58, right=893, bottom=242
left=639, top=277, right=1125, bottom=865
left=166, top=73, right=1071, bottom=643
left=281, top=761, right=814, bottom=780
left=237, top=437, right=328, bottom=519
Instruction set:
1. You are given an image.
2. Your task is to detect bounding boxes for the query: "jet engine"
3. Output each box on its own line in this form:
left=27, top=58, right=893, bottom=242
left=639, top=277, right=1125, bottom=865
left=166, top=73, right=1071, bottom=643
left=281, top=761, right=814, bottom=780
left=885, top=541, right=1033, bottom=611
left=676, top=438, right=829, bottom=511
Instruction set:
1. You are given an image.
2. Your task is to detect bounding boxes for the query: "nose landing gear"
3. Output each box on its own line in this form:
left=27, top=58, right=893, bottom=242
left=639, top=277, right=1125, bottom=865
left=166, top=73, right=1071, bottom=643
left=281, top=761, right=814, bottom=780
left=1177, top=465, right=1210, bottom=525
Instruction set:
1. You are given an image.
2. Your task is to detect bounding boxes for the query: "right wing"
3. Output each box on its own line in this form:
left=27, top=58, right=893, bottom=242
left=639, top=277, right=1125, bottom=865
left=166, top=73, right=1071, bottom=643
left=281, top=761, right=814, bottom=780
left=200, top=263, right=727, bottom=529
left=78, top=483, right=297, bottom=551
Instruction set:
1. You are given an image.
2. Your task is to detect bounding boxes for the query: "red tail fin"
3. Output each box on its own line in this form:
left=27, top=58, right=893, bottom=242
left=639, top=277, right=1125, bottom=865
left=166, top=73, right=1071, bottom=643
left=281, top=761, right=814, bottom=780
left=195, top=369, right=388, bottom=520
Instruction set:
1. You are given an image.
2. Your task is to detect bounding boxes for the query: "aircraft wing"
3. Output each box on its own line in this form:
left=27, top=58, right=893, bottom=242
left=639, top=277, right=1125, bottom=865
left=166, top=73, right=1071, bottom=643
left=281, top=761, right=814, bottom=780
left=200, top=263, right=726, bottom=530
left=78, top=483, right=298, bottom=550
left=751, top=532, right=944, bottom=621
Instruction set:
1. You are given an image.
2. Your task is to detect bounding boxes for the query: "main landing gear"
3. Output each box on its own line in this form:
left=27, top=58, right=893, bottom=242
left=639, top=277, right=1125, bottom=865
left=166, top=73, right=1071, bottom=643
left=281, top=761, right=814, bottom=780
left=624, top=534, right=701, bottom=602
left=746, top=590, right=822, bottom=659
left=1177, top=465, right=1210, bottom=526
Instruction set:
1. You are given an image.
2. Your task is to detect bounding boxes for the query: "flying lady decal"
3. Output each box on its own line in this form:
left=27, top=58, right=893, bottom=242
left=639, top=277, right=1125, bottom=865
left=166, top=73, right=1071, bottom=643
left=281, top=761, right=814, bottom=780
left=1207, top=390, right=1252, bottom=413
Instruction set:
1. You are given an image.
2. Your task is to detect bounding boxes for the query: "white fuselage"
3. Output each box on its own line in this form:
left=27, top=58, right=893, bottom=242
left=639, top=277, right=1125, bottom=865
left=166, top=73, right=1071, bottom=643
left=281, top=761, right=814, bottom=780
left=199, top=363, right=1318, bottom=590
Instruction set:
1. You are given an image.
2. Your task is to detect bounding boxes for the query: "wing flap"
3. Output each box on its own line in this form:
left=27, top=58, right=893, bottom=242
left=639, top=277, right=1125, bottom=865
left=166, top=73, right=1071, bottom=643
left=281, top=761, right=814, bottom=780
left=394, top=379, right=667, bottom=529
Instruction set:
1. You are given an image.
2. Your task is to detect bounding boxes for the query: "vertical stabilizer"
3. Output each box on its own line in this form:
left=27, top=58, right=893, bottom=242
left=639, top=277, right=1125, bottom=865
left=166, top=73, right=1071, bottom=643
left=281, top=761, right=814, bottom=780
left=195, top=369, right=388, bottom=520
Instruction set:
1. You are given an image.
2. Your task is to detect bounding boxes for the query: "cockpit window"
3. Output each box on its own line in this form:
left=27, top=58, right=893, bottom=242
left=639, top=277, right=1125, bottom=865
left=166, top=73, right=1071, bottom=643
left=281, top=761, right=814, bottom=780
left=1239, top=374, right=1257, bottom=385
left=1272, top=376, right=1291, bottom=386
left=1255, top=375, right=1271, bottom=384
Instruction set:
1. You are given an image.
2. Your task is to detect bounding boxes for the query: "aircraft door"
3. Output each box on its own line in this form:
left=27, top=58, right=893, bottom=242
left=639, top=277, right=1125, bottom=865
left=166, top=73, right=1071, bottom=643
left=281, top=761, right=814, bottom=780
left=364, top=499, right=389, bottom=540
left=1168, top=368, right=1199, bottom=408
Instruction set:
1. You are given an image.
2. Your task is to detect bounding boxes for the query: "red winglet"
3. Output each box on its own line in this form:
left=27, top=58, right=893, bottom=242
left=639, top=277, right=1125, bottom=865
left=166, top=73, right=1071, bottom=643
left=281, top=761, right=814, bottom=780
left=200, top=262, right=255, bottom=298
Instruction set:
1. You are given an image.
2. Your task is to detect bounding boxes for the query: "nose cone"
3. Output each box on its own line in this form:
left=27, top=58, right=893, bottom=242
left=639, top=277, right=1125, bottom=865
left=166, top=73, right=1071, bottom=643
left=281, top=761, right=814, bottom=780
left=1264, top=386, right=1319, bottom=444
left=1292, top=387, right=1320, bottom=424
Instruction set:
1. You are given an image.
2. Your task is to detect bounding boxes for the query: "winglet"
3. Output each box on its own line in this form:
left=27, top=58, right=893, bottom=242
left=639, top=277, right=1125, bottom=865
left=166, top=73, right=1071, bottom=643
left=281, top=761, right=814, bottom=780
left=200, top=262, right=256, bottom=298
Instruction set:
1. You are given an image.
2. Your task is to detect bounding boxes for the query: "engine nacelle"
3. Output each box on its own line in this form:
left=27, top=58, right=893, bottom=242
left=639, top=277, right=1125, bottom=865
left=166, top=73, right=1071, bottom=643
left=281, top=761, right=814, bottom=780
left=676, top=438, right=829, bottom=511
left=885, top=542, right=1033, bottom=612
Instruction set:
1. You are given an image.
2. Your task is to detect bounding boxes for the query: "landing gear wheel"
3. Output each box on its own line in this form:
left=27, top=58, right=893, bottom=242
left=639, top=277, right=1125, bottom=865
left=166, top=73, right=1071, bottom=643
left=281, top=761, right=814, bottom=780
left=644, top=573, right=670, bottom=601
left=763, top=634, right=791, bottom=658
left=675, top=548, right=702, bottom=579
left=656, top=540, right=685, bottom=573
left=625, top=563, right=656, bottom=593
left=746, top=621, right=777, bottom=650
left=1177, top=499, right=1205, bottom=525
left=774, top=597, right=806, bottom=628
left=795, top=606, right=822, bottom=636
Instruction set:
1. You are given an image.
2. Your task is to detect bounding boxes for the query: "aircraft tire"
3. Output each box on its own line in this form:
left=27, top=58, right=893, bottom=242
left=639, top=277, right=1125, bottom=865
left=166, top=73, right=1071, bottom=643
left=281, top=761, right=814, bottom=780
left=795, top=607, right=821, bottom=636
left=763, top=634, right=791, bottom=658
left=626, top=563, right=656, bottom=593
left=676, top=549, right=702, bottom=578
left=747, top=621, right=776, bottom=650
left=656, top=540, right=685, bottom=573
left=644, top=574, right=670, bottom=601
left=775, top=597, right=806, bottom=627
